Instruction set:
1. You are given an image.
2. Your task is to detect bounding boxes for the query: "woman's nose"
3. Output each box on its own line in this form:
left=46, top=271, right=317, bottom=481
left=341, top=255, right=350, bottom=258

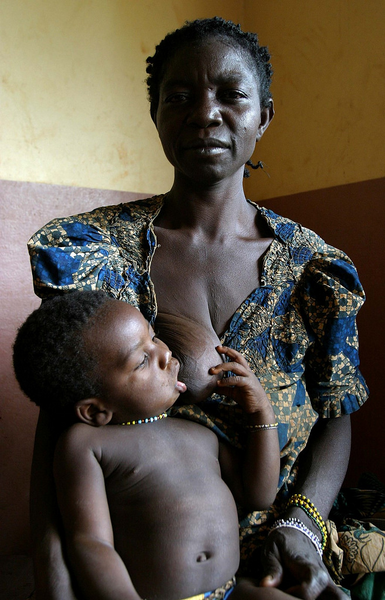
left=187, top=94, right=222, bottom=128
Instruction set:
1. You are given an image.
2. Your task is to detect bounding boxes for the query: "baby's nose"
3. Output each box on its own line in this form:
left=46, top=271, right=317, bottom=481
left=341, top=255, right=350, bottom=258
left=159, top=348, right=172, bottom=369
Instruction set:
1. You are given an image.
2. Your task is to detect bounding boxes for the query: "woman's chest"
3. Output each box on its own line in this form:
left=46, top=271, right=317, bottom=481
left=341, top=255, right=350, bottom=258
left=151, top=230, right=272, bottom=336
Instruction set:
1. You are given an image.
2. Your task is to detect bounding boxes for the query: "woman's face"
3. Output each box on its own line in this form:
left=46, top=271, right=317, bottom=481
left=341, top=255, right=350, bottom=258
left=154, top=38, right=273, bottom=185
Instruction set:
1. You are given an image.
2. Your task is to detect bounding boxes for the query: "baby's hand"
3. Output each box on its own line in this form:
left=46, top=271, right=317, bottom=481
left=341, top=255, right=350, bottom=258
left=210, top=346, right=273, bottom=418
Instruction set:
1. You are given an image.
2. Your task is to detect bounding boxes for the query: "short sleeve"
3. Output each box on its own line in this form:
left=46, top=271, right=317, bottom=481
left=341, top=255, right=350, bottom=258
left=28, top=204, right=157, bottom=323
left=294, top=250, right=369, bottom=418
left=28, top=206, right=124, bottom=298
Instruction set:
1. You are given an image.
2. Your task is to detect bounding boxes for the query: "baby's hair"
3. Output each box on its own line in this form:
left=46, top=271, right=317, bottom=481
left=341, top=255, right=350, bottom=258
left=13, top=290, right=111, bottom=418
left=146, top=16, right=273, bottom=122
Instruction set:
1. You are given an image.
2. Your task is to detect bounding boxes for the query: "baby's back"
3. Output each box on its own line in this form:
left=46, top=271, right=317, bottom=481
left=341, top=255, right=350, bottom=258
left=69, top=417, right=240, bottom=600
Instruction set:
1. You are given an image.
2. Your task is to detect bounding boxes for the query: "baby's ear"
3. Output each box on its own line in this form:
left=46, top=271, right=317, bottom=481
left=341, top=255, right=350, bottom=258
left=75, top=398, right=113, bottom=427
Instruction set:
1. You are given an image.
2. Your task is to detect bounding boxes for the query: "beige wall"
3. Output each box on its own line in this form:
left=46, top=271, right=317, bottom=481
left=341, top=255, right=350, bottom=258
left=0, top=0, right=242, bottom=195
left=2, top=1, right=384, bottom=200
left=245, top=0, right=385, bottom=200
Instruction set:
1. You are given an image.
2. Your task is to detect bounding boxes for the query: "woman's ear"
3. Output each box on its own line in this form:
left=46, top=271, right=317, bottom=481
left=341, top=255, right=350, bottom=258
left=75, top=398, right=113, bottom=427
left=256, top=99, right=274, bottom=142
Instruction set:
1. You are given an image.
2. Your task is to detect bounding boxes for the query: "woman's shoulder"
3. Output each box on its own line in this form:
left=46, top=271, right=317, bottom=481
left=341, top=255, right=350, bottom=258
left=30, top=194, right=165, bottom=242
left=27, top=195, right=165, bottom=302
left=257, top=204, right=357, bottom=263
left=257, top=204, right=327, bottom=251
left=255, top=204, right=363, bottom=295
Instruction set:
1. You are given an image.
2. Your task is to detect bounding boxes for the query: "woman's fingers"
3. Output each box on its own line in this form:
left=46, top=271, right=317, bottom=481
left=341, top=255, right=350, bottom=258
left=260, top=528, right=346, bottom=600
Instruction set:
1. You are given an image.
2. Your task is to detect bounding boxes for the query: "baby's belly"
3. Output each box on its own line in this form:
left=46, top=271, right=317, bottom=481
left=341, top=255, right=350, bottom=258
left=155, top=312, right=224, bottom=403
left=111, top=478, right=240, bottom=600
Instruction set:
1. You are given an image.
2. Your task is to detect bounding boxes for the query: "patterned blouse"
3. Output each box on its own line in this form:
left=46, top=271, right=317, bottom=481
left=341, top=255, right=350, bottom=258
left=28, top=195, right=369, bottom=572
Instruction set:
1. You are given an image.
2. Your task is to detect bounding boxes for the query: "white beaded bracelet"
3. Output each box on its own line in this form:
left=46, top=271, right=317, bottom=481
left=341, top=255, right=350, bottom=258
left=269, top=517, right=323, bottom=558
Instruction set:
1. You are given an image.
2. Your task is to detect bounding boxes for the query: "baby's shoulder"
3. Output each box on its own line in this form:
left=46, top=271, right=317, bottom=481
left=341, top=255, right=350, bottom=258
left=57, top=422, right=105, bottom=454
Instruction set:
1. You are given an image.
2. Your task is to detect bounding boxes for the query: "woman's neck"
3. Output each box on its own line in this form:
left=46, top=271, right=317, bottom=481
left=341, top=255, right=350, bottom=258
left=158, top=171, right=256, bottom=239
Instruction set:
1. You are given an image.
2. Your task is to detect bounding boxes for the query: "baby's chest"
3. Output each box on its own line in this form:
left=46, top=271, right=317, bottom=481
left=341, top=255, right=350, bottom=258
left=100, top=422, right=219, bottom=495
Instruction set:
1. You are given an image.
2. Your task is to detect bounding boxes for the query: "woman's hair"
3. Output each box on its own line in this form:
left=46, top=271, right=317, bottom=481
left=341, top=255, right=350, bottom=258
left=146, top=16, right=273, bottom=121
left=13, top=290, right=111, bottom=418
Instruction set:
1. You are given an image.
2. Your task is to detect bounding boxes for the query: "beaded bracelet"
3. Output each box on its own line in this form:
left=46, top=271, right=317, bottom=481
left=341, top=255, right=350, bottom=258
left=269, top=517, right=323, bottom=558
left=244, top=422, right=278, bottom=431
left=287, top=493, right=327, bottom=550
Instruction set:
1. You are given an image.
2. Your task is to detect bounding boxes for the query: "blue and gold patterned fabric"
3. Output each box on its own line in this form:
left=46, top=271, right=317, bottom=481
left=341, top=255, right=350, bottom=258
left=28, top=195, right=369, bottom=575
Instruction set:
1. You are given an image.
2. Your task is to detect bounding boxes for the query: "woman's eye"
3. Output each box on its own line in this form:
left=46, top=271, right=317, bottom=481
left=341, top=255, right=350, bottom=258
left=165, top=92, right=188, bottom=103
left=222, top=90, right=246, bottom=100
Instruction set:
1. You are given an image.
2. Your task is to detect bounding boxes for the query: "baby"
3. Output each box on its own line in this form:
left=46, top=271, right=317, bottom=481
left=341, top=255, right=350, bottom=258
left=14, top=290, right=293, bottom=600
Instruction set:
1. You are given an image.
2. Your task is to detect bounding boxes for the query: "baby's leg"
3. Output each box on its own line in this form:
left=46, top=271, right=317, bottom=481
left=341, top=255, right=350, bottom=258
left=230, top=579, right=294, bottom=600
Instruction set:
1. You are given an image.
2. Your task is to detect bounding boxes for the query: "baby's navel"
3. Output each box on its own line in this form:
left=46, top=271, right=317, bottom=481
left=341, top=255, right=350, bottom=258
left=196, top=551, right=211, bottom=562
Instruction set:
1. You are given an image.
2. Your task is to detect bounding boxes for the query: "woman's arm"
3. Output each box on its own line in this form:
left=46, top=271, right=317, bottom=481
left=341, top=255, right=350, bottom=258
left=259, top=250, right=367, bottom=598
left=259, top=415, right=351, bottom=599
left=211, top=346, right=280, bottom=509
left=287, top=414, right=351, bottom=524
left=30, top=409, right=78, bottom=600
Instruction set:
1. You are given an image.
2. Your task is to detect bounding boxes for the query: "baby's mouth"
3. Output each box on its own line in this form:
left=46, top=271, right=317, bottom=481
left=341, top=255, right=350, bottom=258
left=171, top=358, right=187, bottom=393
left=176, top=380, right=187, bottom=393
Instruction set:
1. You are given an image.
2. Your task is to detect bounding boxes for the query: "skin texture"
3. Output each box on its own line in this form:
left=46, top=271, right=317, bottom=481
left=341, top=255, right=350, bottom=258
left=29, top=35, right=350, bottom=600
left=53, top=301, right=282, bottom=600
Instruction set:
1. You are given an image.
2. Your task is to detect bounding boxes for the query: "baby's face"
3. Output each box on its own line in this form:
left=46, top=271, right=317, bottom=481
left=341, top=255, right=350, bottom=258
left=85, top=302, right=186, bottom=423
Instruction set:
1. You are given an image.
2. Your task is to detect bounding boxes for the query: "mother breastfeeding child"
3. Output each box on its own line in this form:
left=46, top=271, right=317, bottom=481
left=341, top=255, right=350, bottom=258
left=28, top=17, right=368, bottom=600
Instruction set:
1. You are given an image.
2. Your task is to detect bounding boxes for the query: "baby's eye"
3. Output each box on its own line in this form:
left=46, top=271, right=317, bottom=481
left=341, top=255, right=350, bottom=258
left=150, top=328, right=159, bottom=341
left=136, top=354, right=149, bottom=369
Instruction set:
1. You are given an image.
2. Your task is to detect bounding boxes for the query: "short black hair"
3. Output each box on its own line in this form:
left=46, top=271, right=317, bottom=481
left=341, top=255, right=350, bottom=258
left=13, top=290, right=111, bottom=419
left=146, top=16, right=273, bottom=121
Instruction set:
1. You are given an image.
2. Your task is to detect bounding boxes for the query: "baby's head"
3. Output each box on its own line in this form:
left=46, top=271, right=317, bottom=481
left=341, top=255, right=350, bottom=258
left=13, top=291, right=185, bottom=426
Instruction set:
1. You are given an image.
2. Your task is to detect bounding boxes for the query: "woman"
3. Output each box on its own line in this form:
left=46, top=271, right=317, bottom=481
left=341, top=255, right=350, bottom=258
left=28, top=18, right=368, bottom=599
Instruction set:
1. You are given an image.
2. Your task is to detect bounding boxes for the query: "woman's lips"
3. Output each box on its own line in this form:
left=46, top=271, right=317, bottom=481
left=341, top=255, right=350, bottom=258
left=184, top=138, right=229, bottom=151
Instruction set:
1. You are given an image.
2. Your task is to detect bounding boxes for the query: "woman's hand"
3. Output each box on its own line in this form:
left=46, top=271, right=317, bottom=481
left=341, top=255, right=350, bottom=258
left=259, top=416, right=351, bottom=598
left=259, top=527, right=345, bottom=599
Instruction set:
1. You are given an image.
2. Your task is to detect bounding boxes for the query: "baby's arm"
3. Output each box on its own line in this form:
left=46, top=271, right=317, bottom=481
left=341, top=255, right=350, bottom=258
left=54, top=425, right=141, bottom=600
left=210, top=346, right=280, bottom=510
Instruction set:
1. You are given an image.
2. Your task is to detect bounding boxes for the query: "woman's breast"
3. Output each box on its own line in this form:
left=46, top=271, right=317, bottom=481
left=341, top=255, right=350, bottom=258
left=155, top=312, right=224, bottom=403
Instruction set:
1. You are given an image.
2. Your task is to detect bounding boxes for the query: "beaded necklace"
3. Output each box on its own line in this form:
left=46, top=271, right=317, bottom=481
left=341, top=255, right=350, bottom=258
left=120, top=412, right=168, bottom=426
